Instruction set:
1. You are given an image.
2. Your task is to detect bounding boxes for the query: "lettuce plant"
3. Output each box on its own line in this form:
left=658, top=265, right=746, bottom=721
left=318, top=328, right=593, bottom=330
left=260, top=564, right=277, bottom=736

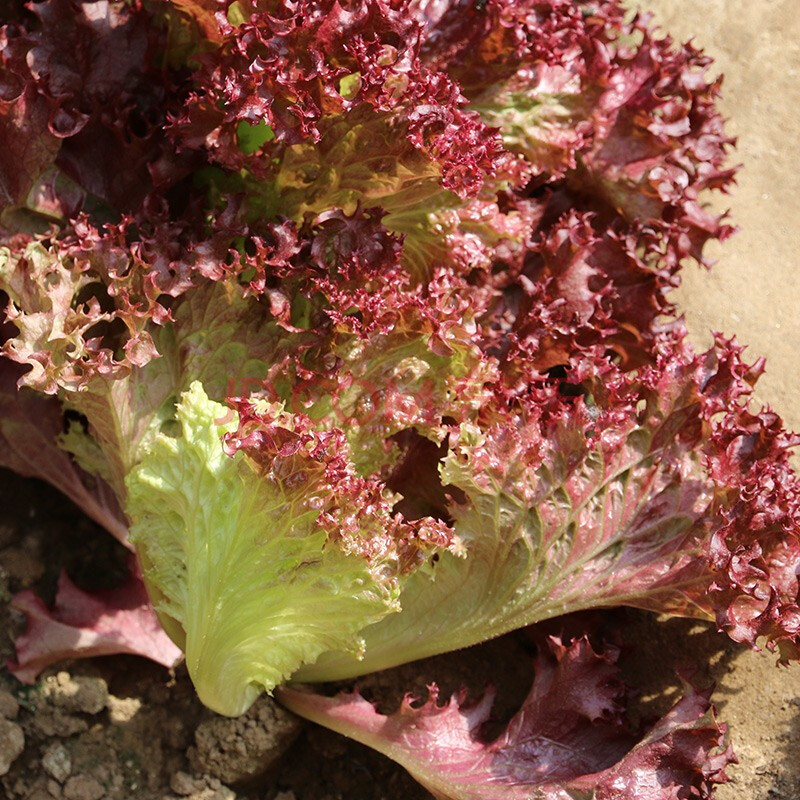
left=1, top=1, right=798, bottom=796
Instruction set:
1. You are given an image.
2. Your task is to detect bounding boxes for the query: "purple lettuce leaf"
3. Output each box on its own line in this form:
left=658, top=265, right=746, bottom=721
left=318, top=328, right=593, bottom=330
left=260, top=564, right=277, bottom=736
left=297, top=337, right=800, bottom=682
left=279, top=635, right=735, bottom=799
left=0, top=304, right=128, bottom=543
left=8, top=555, right=182, bottom=683
left=0, top=21, right=60, bottom=215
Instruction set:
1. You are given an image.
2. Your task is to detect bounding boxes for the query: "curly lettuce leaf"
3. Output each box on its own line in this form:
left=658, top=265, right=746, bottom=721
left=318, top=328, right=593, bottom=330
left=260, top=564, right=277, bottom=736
left=279, top=636, right=734, bottom=800
left=412, top=0, right=736, bottom=266
left=126, top=382, right=451, bottom=715
left=297, top=340, right=800, bottom=682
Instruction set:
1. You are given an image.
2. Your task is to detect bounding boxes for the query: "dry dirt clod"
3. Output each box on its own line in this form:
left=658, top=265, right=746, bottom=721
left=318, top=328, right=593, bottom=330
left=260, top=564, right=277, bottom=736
left=105, top=695, right=141, bottom=725
left=44, top=674, right=108, bottom=716
left=32, top=710, right=88, bottom=739
left=170, top=771, right=197, bottom=796
left=0, top=688, right=20, bottom=720
left=165, top=774, right=236, bottom=800
left=0, top=717, right=25, bottom=775
left=62, top=774, right=105, bottom=800
left=41, top=742, right=72, bottom=783
left=187, top=696, right=302, bottom=785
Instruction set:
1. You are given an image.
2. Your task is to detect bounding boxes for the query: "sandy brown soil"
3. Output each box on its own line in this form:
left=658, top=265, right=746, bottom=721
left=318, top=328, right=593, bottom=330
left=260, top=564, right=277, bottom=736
left=1, top=2, right=799, bottom=799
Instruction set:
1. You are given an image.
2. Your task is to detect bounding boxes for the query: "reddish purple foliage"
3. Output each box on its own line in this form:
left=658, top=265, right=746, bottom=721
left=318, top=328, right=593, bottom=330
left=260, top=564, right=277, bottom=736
left=0, top=1, right=796, bottom=795
left=8, top=558, right=182, bottom=683
left=279, top=635, right=735, bottom=799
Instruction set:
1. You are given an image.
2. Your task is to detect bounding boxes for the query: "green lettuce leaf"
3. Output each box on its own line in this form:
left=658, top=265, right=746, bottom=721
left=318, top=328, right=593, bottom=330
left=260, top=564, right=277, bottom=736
left=126, top=382, right=407, bottom=715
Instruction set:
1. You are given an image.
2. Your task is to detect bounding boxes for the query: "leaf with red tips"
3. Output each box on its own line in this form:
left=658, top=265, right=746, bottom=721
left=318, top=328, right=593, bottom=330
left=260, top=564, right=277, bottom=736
left=574, top=12, right=738, bottom=265
left=279, top=636, right=734, bottom=800
left=298, top=338, right=800, bottom=682
left=124, top=382, right=454, bottom=715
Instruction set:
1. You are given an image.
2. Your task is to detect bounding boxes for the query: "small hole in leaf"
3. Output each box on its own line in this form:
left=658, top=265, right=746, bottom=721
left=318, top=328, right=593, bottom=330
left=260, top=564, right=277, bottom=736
left=338, top=72, right=362, bottom=101
left=236, top=119, right=275, bottom=155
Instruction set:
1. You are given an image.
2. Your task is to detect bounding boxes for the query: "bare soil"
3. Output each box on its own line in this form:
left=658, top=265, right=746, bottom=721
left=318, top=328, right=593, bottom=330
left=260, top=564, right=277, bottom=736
left=1, top=2, right=799, bottom=799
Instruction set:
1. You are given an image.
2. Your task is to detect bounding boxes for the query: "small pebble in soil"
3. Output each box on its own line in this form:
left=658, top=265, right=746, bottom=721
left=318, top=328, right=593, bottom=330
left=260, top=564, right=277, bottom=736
left=167, top=773, right=236, bottom=800
left=0, top=717, right=25, bottom=775
left=41, top=742, right=72, bottom=783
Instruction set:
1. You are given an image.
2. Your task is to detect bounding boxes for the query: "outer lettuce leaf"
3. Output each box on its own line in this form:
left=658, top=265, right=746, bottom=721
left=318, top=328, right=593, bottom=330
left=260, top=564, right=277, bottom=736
left=0, top=294, right=128, bottom=540
left=8, top=557, right=182, bottom=683
left=412, top=0, right=736, bottom=266
left=0, top=353, right=128, bottom=543
left=4, top=232, right=799, bottom=701
left=279, top=636, right=734, bottom=800
left=126, top=382, right=450, bottom=715
left=297, top=339, right=800, bottom=681
left=0, top=24, right=60, bottom=216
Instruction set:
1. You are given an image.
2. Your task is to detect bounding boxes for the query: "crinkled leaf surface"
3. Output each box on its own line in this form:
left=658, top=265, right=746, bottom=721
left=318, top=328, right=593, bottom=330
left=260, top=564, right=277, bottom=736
left=298, top=341, right=800, bottom=681
left=1, top=0, right=798, bottom=729
left=127, top=382, right=419, bottom=715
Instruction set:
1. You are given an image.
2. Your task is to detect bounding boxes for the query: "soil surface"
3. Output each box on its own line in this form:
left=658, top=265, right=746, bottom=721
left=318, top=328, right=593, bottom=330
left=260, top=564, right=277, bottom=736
left=1, top=2, right=799, bottom=799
